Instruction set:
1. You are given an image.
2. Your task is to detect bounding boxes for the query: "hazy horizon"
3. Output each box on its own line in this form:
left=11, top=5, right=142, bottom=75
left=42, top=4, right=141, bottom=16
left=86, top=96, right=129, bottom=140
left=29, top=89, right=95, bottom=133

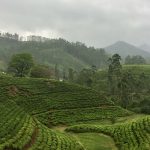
left=0, top=0, right=150, bottom=47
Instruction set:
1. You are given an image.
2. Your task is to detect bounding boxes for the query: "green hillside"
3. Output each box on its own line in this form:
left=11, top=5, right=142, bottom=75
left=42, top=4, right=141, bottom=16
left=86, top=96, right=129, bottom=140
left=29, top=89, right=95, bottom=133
left=0, top=37, right=108, bottom=71
left=0, top=74, right=148, bottom=150
left=0, top=76, right=130, bottom=126
left=66, top=116, right=150, bottom=150
left=0, top=100, right=84, bottom=150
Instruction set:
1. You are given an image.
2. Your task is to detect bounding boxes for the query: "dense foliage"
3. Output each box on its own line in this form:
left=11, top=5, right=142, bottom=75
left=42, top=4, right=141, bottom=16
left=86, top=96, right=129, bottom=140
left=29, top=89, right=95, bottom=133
left=66, top=116, right=150, bottom=150
left=8, top=53, right=34, bottom=77
left=31, top=65, right=53, bottom=78
left=0, top=76, right=130, bottom=126
left=0, top=100, right=84, bottom=150
left=0, top=37, right=109, bottom=72
left=35, top=106, right=131, bottom=126
left=125, top=55, right=146, bottom=64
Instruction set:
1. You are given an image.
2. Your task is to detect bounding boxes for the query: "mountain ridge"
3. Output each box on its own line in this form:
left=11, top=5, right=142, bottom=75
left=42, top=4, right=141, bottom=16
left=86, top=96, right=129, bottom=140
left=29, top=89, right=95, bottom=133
left=104, top=41, right=150, bottom=58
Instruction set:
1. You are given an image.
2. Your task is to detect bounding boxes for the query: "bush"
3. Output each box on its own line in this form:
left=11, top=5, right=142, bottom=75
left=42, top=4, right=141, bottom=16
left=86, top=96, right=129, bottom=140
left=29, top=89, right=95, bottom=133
left=31, top=65, right=54, bottom=78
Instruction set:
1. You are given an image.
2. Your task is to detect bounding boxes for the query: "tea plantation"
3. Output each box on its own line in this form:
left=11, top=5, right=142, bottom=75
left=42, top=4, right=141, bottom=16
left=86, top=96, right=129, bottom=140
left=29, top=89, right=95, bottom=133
left=0, top=100, right=84, bottom=150
left=0, top=75, right=149, bottom=150
left=0, top=76, right=130, bottom=126
left=66, top=116, right=150, bottom=150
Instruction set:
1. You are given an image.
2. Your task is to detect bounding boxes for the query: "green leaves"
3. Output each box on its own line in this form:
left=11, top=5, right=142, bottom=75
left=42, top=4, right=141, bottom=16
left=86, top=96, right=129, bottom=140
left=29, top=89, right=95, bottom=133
left=8, top=53, right=34, bottom=77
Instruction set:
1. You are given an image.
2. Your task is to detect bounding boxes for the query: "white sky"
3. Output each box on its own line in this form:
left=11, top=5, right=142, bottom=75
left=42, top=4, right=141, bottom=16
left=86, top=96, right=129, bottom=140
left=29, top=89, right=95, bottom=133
left=0, top=0, right=150, bottom=47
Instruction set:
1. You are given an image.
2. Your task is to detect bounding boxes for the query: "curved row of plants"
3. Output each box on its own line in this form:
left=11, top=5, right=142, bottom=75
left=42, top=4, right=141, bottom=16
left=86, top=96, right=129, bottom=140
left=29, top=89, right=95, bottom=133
left=0, top=100, right=85, bottom=150
left=66, top=116, right=150, bottom=150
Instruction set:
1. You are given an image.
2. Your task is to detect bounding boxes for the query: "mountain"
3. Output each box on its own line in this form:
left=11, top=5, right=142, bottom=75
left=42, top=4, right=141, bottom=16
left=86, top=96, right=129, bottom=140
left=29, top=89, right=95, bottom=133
left=0, top=37, right=109, bottom=71
left=139, top=44, right=150, bottom=53
left=104, top=41, right=150, bottom=58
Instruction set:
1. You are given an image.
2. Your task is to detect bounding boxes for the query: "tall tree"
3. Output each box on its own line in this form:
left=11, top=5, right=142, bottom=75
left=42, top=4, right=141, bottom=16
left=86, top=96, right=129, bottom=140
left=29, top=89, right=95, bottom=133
left=55, top=64, right=59, bottom=80
left=30, top=65, right=53, bottom=78
left=108, top=54, right=122, bottom=94
left=68, top=68, right=74, bottom=82
left=8, top=53, right=34, bottom=77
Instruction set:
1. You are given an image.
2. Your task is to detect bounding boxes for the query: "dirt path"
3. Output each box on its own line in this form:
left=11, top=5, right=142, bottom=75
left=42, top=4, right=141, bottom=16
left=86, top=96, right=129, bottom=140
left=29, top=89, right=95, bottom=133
left=22, top=127, right=38, bottom=150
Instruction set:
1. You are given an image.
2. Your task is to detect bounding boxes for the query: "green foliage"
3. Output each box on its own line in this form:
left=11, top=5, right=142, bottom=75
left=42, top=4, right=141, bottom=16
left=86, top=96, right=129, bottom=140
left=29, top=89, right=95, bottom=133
left=35, top=106, right=131, bottom=126
left=66, top=116, right=150, bottom=150
left=31, top=65, right=53, bottom=78
left=0, top=100, right=35, bottom=150
left=8, top=53, right=34, bottom=77
left=76, top=67, right=96, bottom=87
left=0, top=73, right=147, bottom=150
left=74, top=64, right=150, bottom=112
left=0, top=100, right=84, bottom=150
left=108, top=54, right=122, bottom=94
left=0, top=76, right=130, bottom=127
left=75, top=133, right=117, bottom=150
left=54, top=64, right=60, bottom=80
left=125, top=55, right=146, bottom=65
left=68, top=68, right=74, bottom=81
left=0, top=37, right=109, bottom=72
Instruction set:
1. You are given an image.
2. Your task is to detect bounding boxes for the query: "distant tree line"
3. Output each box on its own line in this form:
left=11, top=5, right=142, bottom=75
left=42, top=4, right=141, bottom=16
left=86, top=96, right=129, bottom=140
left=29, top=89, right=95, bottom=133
left=0, top=32, right=19, bottom=41
left=0, top=37, right=109, bottom=72
left=125, top=55, right=146, bottom=64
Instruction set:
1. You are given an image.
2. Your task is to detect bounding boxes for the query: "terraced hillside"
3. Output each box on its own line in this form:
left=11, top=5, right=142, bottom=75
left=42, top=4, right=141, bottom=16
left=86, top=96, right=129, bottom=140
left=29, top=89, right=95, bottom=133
left=0, top=100, right=84, bottom=150
left=0, top=75, right=133, bottom=150
left=66, top=116, right=150, bottom=150
left=0, top=76, right=131, bottom=126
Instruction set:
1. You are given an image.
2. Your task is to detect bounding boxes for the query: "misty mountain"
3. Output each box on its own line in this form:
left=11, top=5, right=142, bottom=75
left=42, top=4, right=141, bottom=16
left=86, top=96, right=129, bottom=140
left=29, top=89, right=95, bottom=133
left=0, top=37, right=109, bottom=71
left=139, top=44, right=150, bottom=53
left=104, top=41, right=150, bottom=58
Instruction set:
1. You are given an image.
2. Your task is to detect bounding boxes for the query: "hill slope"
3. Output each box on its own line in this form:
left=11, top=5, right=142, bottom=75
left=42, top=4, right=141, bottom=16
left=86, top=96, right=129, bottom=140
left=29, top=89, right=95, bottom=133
left=0, top=76, right=131, bottom=126
left=139, top=44, right=150, bottom=53
left=0, top=76, right=132, bottom=150
left=66, top=116, right=150, bottom=149
left=0, top=100, right=84, bottom=150
left=104, top=41, right=150, bottom=58
left=0, top=37, right=108, bottom=71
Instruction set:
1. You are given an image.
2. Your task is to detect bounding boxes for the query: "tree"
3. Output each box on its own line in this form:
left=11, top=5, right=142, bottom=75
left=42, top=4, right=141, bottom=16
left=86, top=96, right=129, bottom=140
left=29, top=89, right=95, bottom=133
left=77, top=68, right=93, bottom=87
left=62, top=68, right=67, bottom=80
left=54, top=64, right=59, bottom=80
left=108, top=54, right=122, bottom=94
left=31, top=65, right=53, bottom=78
left=125, top=55, right=146, bottom=64
left=68, top=68, right=74, bottom=82
left=118, top=72, right=131, bottom=108
left=8, top=53, right=34, bottom=77
left=125, top=55, right=131, bottom=64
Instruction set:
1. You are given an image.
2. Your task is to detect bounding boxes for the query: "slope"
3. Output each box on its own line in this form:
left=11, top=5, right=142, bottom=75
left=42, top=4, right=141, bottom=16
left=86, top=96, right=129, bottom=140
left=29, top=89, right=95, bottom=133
left=66, top=116, right=150, bottom=150
left=104, top=41, right=150, bottom=58
left=139, top=44, right=150, bottom=53
left=0, top=38, right=108, bottom=71
left=0, top=100, right=84, bottom=150
left=0, top=75, right=131, bottom=126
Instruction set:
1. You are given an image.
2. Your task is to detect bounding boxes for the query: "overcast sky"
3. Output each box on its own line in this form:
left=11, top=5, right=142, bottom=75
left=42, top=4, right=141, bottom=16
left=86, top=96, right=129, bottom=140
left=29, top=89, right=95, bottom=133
left=0, top=0, right=150, bottom=47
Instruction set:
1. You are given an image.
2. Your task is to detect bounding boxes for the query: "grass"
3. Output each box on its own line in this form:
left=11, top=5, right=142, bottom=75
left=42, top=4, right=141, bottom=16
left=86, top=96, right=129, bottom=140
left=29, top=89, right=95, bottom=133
left=66, top=116, right=150, bottom=150
left=74, top=133, right=117, bottom=150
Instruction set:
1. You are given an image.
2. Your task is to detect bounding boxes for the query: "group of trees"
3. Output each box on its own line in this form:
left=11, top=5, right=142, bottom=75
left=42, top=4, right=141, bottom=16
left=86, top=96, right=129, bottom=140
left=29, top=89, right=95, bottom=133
left=125, top=55, right=146, bottom=64
left=0, top=32, right=19, bottom=41
left=7, top=53, right=53, bottom=78
left=107, top=54, right=149, bottom=109
left=7, top=53, right=77, bottom=81
left=5, top=52, right=150, bottom=113
left=0, top=38, right=109, bottom=72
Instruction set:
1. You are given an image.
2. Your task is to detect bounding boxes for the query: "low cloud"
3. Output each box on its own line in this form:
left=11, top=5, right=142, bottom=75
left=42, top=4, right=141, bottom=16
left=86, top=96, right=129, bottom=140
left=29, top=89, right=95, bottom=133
left=0, top=0, right=150, bottom=47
